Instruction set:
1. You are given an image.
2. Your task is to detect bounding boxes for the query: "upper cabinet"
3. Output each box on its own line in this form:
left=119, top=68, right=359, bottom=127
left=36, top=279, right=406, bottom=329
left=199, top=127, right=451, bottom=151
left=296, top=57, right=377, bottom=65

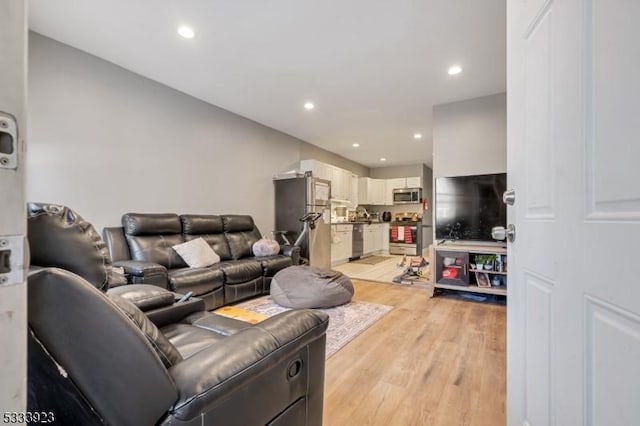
left=300, top=159, right=353, bottom=203
left=406, top=176, right=421, bottom=188
left=358, top=177, right=386, bottom=205
left=300, top=159, right=332, bottom=181
left=349, top=174, right=359, bottom=208
left=300, top=159, right=422, bottom=207
left=389, top=176, right=421, bottom=189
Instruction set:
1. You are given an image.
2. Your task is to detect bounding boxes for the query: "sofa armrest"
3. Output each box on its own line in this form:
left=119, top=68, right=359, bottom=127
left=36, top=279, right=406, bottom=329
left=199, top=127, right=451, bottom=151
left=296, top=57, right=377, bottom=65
left=167, top=309, right=329, bottom=422
left=280, top=244, right=301, bottom=265
left=107, top=284, right=175, bottom=311
left=113, top=260, right=168, bottom=287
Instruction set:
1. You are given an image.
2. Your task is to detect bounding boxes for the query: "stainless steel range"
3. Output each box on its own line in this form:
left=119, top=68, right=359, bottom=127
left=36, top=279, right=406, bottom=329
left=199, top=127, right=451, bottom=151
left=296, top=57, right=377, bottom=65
left=389, top=219, right=422, bottom=256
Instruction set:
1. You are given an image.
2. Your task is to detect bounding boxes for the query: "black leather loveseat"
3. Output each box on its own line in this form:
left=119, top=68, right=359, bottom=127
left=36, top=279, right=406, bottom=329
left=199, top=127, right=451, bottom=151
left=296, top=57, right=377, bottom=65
left=103, top=213, right=300, bottom=310
left=27, top=203, right=329, bottom=425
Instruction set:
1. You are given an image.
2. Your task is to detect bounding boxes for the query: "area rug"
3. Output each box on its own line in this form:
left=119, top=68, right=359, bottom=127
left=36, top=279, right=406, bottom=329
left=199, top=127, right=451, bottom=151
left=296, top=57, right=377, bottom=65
left=233, top=296, right=393, bottom=358
left=349, top=255, right=393, bottom=265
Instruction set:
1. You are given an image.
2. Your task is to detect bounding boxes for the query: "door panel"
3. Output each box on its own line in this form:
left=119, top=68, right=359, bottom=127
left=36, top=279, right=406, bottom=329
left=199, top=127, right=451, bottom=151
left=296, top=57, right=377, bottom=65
left=0, top=0, right=27, bottom=412
left=584, top=296, right=640, bottom=426
left=524, top=8, right=554, bottom=220
left=509, top=0, right=640, bottom=424
left=523, top=273, right=553, bottom=426
left=587, top=0, right=640, bottom=217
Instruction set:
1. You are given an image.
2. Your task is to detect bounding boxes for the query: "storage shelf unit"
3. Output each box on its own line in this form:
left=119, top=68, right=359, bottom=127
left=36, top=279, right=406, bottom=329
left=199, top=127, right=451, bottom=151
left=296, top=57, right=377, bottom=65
left=431, top=243, right=508, bottom=297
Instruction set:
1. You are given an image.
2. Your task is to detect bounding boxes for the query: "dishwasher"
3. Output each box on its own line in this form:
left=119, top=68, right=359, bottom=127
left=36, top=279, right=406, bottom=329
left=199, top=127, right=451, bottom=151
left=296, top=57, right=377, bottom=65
left=350, top=224, right=364, bottom=260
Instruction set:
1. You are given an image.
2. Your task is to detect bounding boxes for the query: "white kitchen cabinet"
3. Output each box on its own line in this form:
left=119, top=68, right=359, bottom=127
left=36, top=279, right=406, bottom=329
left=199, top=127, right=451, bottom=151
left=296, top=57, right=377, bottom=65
left=382, top=223, right=390, bottom=254
left=363, top=224, right=384, bottom=255
left=362, top=226, right=374, bottom=255
left=300, top=159, right=332, bottom=181
left=388, top=176, right=421, bottom=189
left=331, top=224, right=353, bottom=265
left=301, top=160, right=356, bottom=203
left=358, top=177, right=387, bottom=205
left=406, top=176, right=421, bottom=188
left=388, top=178, right=406, bottom=190
left=349, top=174, right=359, bottom=208
left=371, top=180, right=386, bottom=205
left=330, top=166, right=351, bottom=201
left=382, top=176, right=422, bottom=206
left=357, top=178, right=368, bottom=205
left=384, top=181, right=394, bottom=205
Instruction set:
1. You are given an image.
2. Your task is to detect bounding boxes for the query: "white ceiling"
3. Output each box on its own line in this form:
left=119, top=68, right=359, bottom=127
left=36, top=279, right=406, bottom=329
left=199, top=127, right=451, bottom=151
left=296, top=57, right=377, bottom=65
left=28, top=0, right=506, bottom=168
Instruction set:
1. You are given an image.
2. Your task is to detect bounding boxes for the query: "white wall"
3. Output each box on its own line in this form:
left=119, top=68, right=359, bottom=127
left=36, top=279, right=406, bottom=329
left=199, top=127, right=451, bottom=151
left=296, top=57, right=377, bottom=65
left=369, top=164, right=423, bottom=180
left=432, top=93, right=506, bottom=179
left=27, top=34, right=367, bottom=234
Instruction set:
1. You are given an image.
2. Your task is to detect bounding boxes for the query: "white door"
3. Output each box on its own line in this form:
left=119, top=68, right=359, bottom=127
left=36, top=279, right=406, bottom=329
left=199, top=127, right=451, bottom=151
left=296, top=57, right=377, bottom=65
left=508, top=0, right=640, bottom=425
left=0, top=0, right=28, bottom=412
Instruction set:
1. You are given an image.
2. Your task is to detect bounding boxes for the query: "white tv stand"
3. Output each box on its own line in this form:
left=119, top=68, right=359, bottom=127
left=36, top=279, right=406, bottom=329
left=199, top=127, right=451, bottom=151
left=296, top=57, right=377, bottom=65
left=430, top=242, right=508, bottom=298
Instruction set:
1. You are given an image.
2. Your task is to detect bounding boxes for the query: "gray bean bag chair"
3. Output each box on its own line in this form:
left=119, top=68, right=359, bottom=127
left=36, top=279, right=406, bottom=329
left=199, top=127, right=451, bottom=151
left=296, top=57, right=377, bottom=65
left=271, top=265, right=354, bottom=308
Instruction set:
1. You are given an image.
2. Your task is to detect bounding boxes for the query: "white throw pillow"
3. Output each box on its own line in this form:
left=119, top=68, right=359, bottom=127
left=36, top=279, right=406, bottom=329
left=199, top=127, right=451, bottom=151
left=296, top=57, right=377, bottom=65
left=172, top=238, right=220, bottom=268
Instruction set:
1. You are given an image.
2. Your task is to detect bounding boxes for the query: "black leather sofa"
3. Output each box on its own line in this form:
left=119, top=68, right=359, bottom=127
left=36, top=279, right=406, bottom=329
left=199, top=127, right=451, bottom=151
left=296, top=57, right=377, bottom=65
left=26, top=203, right=329, bottom=425
left=103, top=213, right=300, bottom=310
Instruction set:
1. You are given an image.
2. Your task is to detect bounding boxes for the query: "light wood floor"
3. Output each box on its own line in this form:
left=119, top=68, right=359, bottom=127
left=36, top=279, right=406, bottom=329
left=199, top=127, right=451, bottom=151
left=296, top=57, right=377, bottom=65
left=323, top=280, right=506, bottom=426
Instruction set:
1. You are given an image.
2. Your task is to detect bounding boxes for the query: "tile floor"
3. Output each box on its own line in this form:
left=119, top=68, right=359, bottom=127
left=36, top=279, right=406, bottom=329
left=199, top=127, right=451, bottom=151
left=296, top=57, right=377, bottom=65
left=333, top=254, right=431, bottom=287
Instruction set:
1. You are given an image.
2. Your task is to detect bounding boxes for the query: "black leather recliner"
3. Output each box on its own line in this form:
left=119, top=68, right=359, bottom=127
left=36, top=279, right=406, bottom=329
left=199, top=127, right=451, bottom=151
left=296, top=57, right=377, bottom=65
left=26, top=203, right=329, bottom=425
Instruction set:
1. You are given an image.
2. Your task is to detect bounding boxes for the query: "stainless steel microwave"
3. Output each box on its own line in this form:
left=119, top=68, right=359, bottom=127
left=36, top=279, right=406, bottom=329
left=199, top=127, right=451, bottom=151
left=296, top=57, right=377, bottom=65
left=393, top=188, right=422, bottom=204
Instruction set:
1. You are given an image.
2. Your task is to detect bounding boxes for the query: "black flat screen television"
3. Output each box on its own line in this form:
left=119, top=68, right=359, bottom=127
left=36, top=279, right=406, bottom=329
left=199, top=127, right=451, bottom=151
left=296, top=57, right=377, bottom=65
left=435, top=173, right=507, bottom=243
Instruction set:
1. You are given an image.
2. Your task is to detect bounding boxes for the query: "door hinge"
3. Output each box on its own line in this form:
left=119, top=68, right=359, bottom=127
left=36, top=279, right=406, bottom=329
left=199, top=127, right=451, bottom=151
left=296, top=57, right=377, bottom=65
left=0, top=236, right=26, bottom=287
left=0, top=112, right=18, bottom=170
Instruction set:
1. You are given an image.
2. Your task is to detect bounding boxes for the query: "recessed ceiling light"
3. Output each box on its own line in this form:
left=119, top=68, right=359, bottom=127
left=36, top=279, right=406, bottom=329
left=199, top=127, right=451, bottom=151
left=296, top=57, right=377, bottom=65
left=380, top=157, right=387, bottom=162
left=448, top=65, right=463, bottom=75
left=352, top=143, right=360, bottom=147
left=304, top=102, right=315, bottom=110
left=177, top=26, right=195, bottom=39
left=414, top=133, right=422, bottom=139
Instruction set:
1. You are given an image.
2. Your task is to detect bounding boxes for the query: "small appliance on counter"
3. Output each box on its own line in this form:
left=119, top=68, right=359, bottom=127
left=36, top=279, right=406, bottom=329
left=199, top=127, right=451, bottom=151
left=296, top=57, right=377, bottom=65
left=382, top=211, right=392, bottom=222
left=354, top=206, right=370, bottom=222
left=368, top=212, right=381, bottom=222
left=332, top=206, right=348, bottom=222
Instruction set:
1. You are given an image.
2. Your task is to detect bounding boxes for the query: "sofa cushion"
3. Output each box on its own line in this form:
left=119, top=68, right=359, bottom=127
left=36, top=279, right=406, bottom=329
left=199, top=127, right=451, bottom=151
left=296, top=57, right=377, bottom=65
left=168, top=267, right=224, bottom=296
left=183, top=311, right=251, bottom=336
left=259, top=255, right=293, bottom=277
left=126, top=234, right=187, bottom=269
left=222, top=215, right=263, bottom=260
left=180, top=214, right=224, bottom=234
left=108, top=284, right=176, bottom=311
left=109, top=294, right=183, bottom=368
left=218, top=259, right=263, bottom=284
left=160, top=323, right=224, bottom=359
left=172, top=238, right=220, bottom=268
left=184, top=234, right=232, bottom=261
left=222, top=215, right=255, bottom=232
left=223, top=231, right=262, bottom=260
left=122, top=213, right=182, bottom=236
left=181, top=215, right=232, bottom=260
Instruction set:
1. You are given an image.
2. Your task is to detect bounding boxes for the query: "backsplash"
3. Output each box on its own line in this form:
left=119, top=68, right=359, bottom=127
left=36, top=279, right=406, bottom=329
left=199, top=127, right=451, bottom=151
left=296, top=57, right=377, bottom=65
left=367, top=204, right=432, bottom=224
